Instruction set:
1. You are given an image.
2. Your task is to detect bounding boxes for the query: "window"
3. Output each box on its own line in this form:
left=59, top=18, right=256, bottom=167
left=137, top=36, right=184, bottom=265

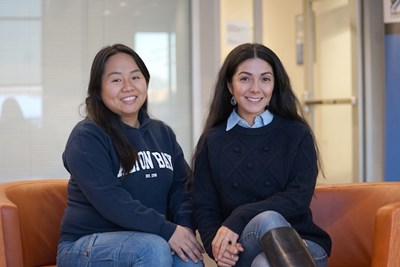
left=0, top=0, right=192, bottom=181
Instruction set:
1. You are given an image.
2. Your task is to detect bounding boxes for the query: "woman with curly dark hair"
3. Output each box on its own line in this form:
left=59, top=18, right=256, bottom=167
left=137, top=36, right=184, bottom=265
left=192, top=43, right=331, bottom=267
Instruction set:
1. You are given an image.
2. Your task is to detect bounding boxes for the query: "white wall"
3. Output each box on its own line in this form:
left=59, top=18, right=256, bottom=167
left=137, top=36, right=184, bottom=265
left=263, top=0, right=304, bottom=98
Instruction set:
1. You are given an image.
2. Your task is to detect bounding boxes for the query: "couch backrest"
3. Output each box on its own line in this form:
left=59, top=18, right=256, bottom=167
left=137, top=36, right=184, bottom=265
left=311, top=182, right=400, bottom=267
left=3, top=180, right=67, bottom=267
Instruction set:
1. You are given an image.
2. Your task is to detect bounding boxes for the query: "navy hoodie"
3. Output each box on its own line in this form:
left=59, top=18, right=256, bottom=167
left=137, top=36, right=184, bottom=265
left=60, top=111, right=193, bottom=242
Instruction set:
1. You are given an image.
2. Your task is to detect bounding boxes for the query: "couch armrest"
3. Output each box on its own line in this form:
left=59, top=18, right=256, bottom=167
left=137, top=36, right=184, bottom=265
left=372, top=201, right=400, bottom=267
left=0, top=193, right=24, bottom=267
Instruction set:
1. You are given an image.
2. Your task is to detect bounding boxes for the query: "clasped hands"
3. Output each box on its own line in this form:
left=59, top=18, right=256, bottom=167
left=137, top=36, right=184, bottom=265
left=212, top=226, right=244, bottom=267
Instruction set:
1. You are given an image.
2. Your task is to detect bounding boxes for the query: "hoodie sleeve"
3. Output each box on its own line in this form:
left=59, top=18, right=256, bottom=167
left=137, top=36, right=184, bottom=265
left=163, top=126, right=195, bottom=229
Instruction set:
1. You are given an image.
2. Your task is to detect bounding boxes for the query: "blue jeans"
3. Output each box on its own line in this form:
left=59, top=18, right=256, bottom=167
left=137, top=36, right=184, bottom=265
left=57, top=231, right=204, bottom=267
left=235, top=211, right=328, bottom=267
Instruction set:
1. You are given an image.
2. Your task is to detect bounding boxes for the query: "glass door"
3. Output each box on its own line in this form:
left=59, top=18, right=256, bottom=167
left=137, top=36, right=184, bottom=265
left=302, top=0, right=363, bottom=184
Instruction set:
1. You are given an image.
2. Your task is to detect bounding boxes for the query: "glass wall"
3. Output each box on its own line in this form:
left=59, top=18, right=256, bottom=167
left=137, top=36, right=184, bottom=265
left=0, top=0, right=192, bottom=182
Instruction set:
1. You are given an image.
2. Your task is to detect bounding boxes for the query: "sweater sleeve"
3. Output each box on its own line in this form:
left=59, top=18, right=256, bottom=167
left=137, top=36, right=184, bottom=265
left=63, top=123, right=176, bottom=241
left=223, top=131, right=318, bottom=236
left=192, top=142, right=223, bottom=259
left=165, top=128, right=195, bottom=229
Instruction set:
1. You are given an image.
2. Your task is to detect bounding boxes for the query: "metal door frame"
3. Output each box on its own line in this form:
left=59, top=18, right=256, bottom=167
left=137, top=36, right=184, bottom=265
left=302, top=0, right=364, bottom=182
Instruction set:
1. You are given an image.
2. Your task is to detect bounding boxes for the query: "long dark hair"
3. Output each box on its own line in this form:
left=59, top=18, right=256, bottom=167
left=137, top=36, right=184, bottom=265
left=192, top=43, right=323, bottom=175
left=85, top=43, right=150, bottom=175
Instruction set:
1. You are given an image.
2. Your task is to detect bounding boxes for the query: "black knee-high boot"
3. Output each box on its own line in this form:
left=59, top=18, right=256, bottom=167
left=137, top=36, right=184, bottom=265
left=260, top=227, right=317, bottom=267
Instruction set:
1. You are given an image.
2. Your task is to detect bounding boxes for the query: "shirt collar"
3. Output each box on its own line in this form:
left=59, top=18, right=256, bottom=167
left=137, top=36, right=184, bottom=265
left=226, top=109, right=274, bottom=131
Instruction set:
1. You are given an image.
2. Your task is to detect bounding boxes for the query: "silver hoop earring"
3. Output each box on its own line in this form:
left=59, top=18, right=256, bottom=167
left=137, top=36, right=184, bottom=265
left=230, top=96, right=237, bottom=106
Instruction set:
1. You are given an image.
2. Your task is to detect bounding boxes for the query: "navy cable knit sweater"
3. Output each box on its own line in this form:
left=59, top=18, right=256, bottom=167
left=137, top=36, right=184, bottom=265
left=192, top=115, right=332, bottom=258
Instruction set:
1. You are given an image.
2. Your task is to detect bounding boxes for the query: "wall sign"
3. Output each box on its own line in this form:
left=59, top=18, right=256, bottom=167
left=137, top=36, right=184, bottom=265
left=384, top=0, right=400, bottom=23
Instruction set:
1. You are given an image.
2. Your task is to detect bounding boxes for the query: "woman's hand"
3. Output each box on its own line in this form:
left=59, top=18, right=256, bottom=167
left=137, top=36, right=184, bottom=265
left=168, top=225, right=205, bottom=263
left=214, top=243, right=243, bottom=267
left=212, top=226, right=244, bottom=266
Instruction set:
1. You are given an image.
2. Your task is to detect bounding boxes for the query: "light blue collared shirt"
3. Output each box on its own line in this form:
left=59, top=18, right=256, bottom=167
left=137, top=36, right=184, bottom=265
left=226, top=109, right=274, bottom=131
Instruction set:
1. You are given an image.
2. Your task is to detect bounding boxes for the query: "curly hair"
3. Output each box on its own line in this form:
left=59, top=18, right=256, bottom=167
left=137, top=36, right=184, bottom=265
left=192, top=43, right=323, bottom=176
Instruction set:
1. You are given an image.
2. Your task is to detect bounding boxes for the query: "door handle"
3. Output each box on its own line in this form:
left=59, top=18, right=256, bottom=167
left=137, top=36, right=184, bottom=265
left=303, top=96, right=357, bottom=106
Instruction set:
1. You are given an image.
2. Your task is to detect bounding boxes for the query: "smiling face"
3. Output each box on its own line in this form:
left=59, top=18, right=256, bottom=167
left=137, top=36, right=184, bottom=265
left=101, top=52, right=148, bottom=127
left=228, top=57, right=274, bottom=126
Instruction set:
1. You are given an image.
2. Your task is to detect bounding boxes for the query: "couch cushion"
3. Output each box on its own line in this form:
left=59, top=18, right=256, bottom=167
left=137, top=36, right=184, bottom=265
left=5, top=180, right=67, bottom=267
left=311, top=182, right=400, bottom=267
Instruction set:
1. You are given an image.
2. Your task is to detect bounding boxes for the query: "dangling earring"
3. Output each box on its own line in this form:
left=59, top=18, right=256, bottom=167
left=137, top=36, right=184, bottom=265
left=230, top=96, right=237, bottom=106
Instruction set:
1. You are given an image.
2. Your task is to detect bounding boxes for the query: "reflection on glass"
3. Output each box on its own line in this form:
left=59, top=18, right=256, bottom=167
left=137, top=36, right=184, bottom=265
left=0, top=0, right=192, bottom=182
left=0, top=0, right=42, bottom=124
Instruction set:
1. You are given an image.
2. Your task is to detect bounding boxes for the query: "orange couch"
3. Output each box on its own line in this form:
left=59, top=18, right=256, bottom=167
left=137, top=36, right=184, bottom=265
left=0, top=179, right=67, bottom=267
left=0, top=180, right=399, bottom=267
left=310, top=182, right=400, bottom=267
